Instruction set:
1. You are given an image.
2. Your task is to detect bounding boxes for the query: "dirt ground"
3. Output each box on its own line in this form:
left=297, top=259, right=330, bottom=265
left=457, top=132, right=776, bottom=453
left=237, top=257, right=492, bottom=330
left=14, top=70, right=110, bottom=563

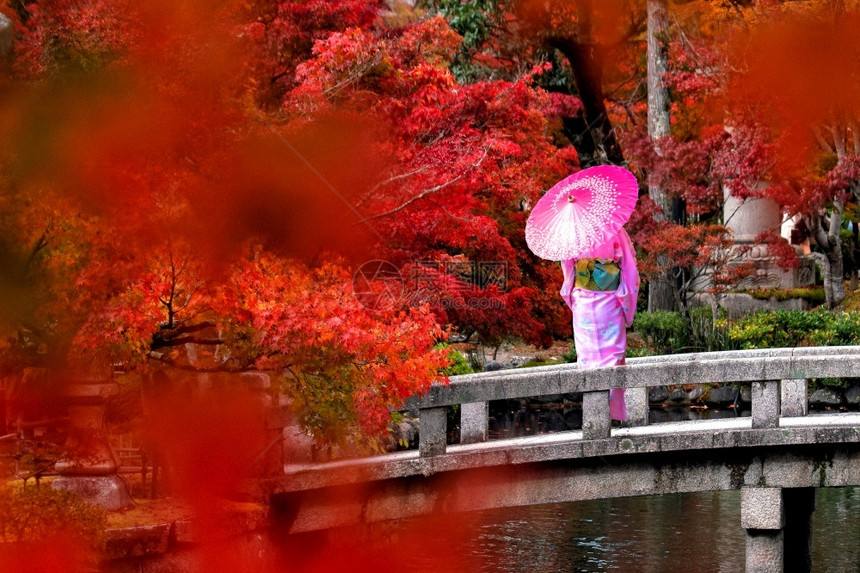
left=449, top=339, right=571, bottom=368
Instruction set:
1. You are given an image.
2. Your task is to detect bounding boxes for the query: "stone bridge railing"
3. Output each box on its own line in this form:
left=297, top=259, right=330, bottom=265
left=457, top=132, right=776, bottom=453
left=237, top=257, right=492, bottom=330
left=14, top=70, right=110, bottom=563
left=261, top=346, right=860, bottom=571
left=405, top=346, right=860, bottom=456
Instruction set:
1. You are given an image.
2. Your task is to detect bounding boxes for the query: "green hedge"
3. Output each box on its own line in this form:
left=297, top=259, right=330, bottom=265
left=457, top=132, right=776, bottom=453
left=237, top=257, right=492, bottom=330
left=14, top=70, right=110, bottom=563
left=633, top=307, right=733, bottom=354
left=633, top=308, right=860, bottom=354
left=632, top=308, right=860, bottom=391
left=437, top=343, right=475, bottom=376
left=729, top=308, right=860, bottom=348
left=734, top=310, right=860, bottom=392
left=633, top=310, right=688, bottom=354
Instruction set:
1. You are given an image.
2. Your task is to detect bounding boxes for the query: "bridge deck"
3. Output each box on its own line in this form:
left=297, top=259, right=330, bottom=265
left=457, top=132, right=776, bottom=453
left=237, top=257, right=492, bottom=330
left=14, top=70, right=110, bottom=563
left=269, top=413, right=860, bottom=496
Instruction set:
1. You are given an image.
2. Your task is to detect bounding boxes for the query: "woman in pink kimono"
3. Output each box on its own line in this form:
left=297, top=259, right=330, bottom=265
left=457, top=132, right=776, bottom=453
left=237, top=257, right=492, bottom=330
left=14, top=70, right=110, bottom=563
left=560, top=228, right=639, bottom=421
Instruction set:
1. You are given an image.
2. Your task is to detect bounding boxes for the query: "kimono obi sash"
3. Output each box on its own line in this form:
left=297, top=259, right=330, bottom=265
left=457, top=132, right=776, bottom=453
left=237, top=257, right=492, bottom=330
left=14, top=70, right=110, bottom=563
left=574, top=258, right=621, bottom=291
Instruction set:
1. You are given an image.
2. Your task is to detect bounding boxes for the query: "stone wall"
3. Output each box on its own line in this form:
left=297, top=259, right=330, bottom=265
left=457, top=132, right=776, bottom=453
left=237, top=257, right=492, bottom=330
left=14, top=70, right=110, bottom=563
left=100, top=504, right=273, bottom=572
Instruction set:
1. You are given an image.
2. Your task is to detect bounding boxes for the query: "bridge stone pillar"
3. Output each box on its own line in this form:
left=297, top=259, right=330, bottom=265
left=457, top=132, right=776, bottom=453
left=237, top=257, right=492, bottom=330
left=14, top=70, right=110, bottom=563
left=781, top=379, right=808, bottom=417
left=742, top=486, right=816, bottom=573
left=742, top=487, right=784, bottom=573
left=582, top=391, right=610, bottom=439
left=751, top=381, right=780, bottom=429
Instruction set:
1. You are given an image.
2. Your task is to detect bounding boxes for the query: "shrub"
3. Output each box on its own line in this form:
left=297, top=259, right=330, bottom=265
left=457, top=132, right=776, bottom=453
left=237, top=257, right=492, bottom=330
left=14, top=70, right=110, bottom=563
left=562, top=344, right=577, bottom=363
left=688, top=306, right=736, bottom=353
left=625, top=346, right=652, bottom=358
left=811, top=377, right=856, bottom=391
left=729, top=308, right=833, bottom=348
left=829, top=312, right=860, bottom=345
left=728, top=308, right=860, bottom=348
left=438, top=344, right=474, bottom=376
left=726, top=309, right=860, bottom=390
left=0, top=486, right=106, bottom=544
left=633, top=311, right=687, bottom=354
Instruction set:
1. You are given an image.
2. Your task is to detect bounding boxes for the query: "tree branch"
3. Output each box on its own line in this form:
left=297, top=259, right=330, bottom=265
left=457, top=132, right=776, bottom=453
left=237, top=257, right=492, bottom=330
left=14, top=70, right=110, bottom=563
left=145, top=351, right=242, bottom=372
left=365, top=145, right=491, bottom=220
left=829, top=199, right=844, bottom=239
left=357, top=165, right=431, bottom=207
left=150, top=336, right=224, bottom=350
left=151, top=320, right=219, bottom=349
left=850, top=117, right=860, bottom=155
left=813, top=126, right=834, bottom=154
left=25, top=229, right=49, bottom=270
left=826, top=123, right=846, bottom=159
left=804, top=213, right=830, bottom=249
left=159, top=321, right=218, bottom=336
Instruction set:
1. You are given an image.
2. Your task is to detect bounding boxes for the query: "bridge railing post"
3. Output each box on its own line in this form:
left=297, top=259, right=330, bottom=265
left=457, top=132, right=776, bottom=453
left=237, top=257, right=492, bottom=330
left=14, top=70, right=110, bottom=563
left=460, top=401, right=488, bottom=444
left=582, top=390, right=611, bottom=440
left=419, top=406, right=447, bottom=457
left=751, top=380, right=781, bottom=429
left=781, top=379, right=808, bottom=417
left=625, top=387, right=649, bottom=427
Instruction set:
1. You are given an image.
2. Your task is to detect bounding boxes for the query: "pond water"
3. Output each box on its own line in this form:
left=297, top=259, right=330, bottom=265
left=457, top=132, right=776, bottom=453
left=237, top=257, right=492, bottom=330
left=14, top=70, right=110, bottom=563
left=433, top=402, right=858, bottom=572
left=286, top=405, right=858, bottom=572
left=285, top=488, right=860, bottom=572
left=450, top=487, right=860, bottom=572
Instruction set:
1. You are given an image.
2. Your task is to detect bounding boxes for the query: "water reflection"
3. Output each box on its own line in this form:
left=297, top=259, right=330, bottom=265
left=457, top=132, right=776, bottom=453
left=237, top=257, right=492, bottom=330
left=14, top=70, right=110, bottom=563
left=466, top=492, right=745, bottom=572
left=812, top=487, right=860, bottom=572
left=283, top=472, right=860, bottom=571
left=427, top=404, right=860, bottom=572
left=405, top=488, right=859, bottom=572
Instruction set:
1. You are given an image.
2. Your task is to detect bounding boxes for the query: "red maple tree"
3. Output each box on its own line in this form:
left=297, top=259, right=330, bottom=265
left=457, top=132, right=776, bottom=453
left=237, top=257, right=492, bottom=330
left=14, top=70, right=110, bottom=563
left=0, top=0, right=453, bottom=452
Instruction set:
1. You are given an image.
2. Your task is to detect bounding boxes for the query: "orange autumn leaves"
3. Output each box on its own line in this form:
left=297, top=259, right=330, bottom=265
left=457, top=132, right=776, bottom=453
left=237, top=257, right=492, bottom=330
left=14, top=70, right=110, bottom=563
left=0, top=0, right=447, bottom=440
left=223, top=253, right=448, bottom=437
left=727, top=4, right=860, bottom=169
left=2, top=2, right=379, bottom=264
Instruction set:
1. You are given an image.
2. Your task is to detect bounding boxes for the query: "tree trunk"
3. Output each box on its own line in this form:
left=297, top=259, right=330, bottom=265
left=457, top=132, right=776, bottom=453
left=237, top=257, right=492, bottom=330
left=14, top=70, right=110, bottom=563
left=646, top=0, right=675, bottom=311
left=806, top=213, right=846, bottom=309
left=851, top=223, right=859, bottom=291
left=824, top=244, right=846, bottom=308
left=550, top=0, right=624, bottom=167
left=646, top=0, right=671, bottom=215
left=809, top=252, right=835, bottom=308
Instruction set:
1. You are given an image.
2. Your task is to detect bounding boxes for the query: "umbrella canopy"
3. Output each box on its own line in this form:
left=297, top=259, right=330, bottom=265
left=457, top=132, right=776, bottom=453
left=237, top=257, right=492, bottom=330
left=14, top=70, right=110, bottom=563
left=525, top=165, right=638, bottom=261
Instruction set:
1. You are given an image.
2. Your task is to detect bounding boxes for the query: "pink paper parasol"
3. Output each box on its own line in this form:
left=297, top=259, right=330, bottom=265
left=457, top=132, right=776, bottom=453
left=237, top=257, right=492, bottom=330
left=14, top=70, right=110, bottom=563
left=525, top=165, right=638, bottom=261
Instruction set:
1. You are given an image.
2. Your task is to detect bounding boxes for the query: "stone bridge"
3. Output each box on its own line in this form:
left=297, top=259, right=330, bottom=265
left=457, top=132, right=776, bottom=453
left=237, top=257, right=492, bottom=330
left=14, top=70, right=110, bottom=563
left=258, top=346, right=860, bottom=572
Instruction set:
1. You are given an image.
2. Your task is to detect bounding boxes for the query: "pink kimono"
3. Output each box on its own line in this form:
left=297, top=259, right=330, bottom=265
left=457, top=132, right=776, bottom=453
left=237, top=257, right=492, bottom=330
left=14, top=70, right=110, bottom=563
left=560, top=228, right=639, bottom=420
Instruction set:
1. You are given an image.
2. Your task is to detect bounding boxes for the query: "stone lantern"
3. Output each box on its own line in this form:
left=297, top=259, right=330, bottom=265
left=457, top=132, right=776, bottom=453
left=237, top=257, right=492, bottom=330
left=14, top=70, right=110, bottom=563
left=52, top=378, right=132, bottom=510
left=723, top=188, right=815, bottom=291
left=693, top=185, right=816, bottom=315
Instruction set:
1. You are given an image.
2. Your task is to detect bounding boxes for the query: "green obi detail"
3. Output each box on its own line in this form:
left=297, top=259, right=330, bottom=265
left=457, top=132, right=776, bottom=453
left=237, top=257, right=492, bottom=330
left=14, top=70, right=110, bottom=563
left=575, top=258, right=621, bottom=291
